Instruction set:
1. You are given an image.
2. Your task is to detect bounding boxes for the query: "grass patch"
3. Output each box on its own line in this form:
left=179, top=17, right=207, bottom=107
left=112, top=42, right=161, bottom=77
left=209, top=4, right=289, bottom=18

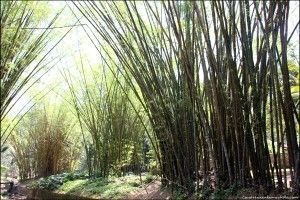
left=57, top=179, right=87, bottom=193
left=56, top=175, right=155, bottom=199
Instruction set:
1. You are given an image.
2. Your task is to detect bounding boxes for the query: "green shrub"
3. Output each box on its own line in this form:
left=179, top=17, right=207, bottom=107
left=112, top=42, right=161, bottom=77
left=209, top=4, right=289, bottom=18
left=144, top=174, right=155, bottom=184
left=211, top=188, right=227, bottom=199
left=196, top=186, right=213, bottom=199
left=1, top=165, right=8, bottom=176
left=37, top=176, right=63, bottom=190
left=129, top=181, right=140, bottom=187
left=173, top=188, right=189, bottom=200
left=33, top=172, right=87, bottom=190
left=211, top=185, right=238, bottom=199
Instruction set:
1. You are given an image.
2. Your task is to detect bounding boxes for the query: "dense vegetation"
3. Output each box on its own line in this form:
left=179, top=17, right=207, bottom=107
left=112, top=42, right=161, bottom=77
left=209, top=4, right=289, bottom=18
left=9, top=106, right=81, bottom=179
left=28, top=173, right=156, bottom=199
left=1, top=0, right=299, bottom=199
left=0, top=1, right=69, bottom=151
left=74, top=0, right=299, bottom=193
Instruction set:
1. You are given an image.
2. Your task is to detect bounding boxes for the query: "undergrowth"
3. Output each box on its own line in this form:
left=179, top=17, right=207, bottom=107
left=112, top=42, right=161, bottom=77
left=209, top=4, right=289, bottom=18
left=30, top=173, right=156, bottom=199
left=30, top=172, right=87, bottom=190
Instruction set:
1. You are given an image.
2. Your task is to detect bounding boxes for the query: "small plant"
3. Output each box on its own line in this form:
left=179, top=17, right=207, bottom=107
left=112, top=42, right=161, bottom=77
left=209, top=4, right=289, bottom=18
left=56, top=175, right=144, bottom=199
left=32, top=172, right=88, bottom=190
left=197, top=186, right=213, bottom=199
left=173, top=188, right=189, bottom=200
left=144, top=174, right=155, bottom=184
left=1, top=165, right=8, bottom=176
left=211, top=187, right=227, bottom=199
left=37, top=176, right=64, bottom=190
left=129, top=181, right=140, bottom=187
left=211, top=185, right=239, bottom=199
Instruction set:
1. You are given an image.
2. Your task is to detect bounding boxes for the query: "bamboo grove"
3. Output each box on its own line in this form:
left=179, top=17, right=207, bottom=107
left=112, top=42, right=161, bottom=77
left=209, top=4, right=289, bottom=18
left=9, top=106, right=80, bottom=180
left=73, top=1, right=300, bottom=192
left=0, top=1, right=69, bottom=150
left=62, top=60, right=151, bottom=178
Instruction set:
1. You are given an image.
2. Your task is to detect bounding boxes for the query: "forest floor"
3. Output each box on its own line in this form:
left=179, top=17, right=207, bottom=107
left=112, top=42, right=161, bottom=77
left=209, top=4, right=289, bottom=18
left=1, top=174, right=172, bottom=199
left=126, top=181, right=171, bottom=199
left=1, top=173, right=297, bottom=200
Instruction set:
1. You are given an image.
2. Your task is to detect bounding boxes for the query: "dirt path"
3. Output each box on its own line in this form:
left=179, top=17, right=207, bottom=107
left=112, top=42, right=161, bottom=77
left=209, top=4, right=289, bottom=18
left=126, top=181, right=172, bottom=200
left=1, top=181, right=27, bottom=200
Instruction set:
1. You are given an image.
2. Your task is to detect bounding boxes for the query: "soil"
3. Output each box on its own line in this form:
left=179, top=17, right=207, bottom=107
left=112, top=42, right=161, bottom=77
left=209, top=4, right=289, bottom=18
left=1, top=181, right=27, bottom=200
left=126, top=181, right=172, bottom=199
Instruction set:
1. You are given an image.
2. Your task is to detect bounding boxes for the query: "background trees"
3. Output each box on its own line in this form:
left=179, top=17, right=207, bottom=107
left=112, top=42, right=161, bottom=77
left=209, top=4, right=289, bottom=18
left=9, top=105, right=81, bottom=180
left=0, top=0, right=69, bottom=149
left=63, top=59, right=152, bottom=178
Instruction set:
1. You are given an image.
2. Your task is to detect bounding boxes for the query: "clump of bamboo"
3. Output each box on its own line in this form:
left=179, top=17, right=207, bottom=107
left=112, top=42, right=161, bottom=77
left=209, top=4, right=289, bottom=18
left=0, top=1, right=70, bottom=149
left=9, top=105, right=80, bottom=179
left=63, top=57, right=150, bottom=178
left=75, top=0, right=299, bottom=193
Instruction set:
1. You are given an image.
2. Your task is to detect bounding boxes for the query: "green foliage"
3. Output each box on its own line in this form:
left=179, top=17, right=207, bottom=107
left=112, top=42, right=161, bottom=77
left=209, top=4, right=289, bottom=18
left=31, top=173, right=155, bottom=198
left=63, top=62, right=151, bottom=178
left=196, top=186, right=213, bottom=199
left=210, top=185, right=239, bottom=199
left=57, top=175, right=146, bottom=199
left=31, top=172, right=87, bottom=190
left=172, top=188, right=189, bottom=200
left=148, top=149, right=159, bottom=175
left=37, top=176, right=64, bottom=190
left=1, top=165, right=8, bottom=176
left=144, top=174, right=155, bottom=184
left=288, top=62, right=300, bottom=103
left=0, top=0, right=66, bottom=147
